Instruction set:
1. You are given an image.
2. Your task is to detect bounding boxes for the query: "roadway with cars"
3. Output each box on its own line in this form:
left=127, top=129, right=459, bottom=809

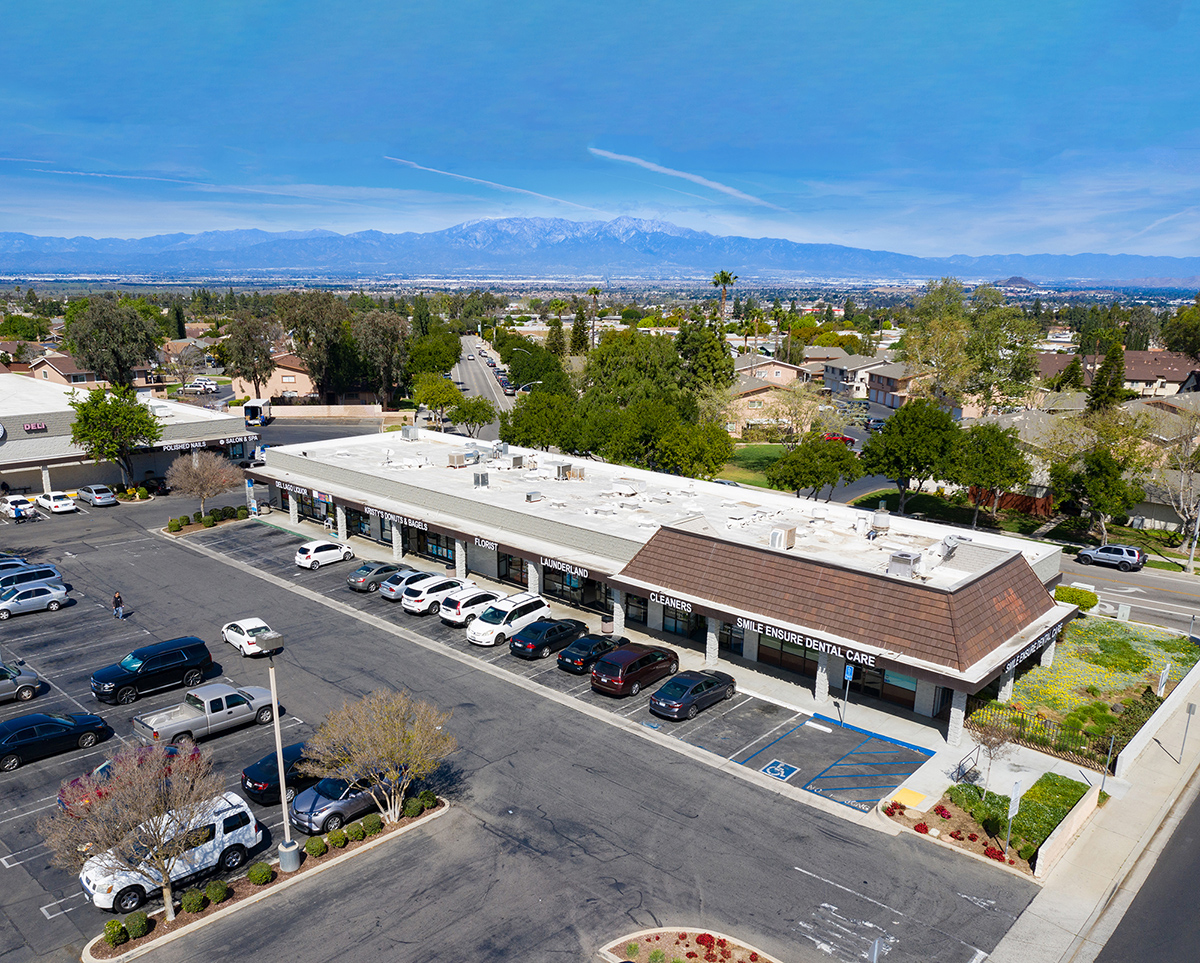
left=0, top=493, right=1036, bottom=963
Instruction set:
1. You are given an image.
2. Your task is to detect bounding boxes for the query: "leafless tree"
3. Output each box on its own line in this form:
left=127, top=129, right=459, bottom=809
left=1145, top=409, right=1200, bottom=572
left=39, top=746, right=224, bottom=921
left=299, top=689, right=457, bottom=823
left=165, top=450, right=244, bottom=516
left=971, top=721, right=1014, bottom=804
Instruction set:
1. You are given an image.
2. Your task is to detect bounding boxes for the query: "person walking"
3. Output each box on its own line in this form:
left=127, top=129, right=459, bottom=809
left=113, top=591, right=124, bottom=620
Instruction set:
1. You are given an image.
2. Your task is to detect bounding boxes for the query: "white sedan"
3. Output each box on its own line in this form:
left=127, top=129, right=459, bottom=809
left=0, top=496, right=34, bottom=519
left=221, top=618, right=282, bottom=657
left=35, top=492, right=77, bottom=514
left=294, top=540, right=355, bottom=570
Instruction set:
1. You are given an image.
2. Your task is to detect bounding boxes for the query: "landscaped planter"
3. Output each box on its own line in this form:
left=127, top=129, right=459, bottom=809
left=601, top=928, right=782, bottom=963
left=83, top=800, right=448, bottom=962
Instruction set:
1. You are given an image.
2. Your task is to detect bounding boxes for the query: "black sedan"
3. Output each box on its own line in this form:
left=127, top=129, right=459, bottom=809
left=509, top=619, right=588, bottom=659
left=241, top=741, right=318, bottom=804
left=0, top=712, right=109, bottom=772
left=557, top=634, right=625, bottom=674
left=649, top=670, right=736, bottom=720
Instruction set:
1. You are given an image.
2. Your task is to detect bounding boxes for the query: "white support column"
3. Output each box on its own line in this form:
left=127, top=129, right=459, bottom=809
left=454, top=539, right=467, bottom=579
left=336, top=505, right=347, bottom=541
left=648, top=599, right=664, bottom=632
left=1040, top=641, right=1056, bottom=668
left=40, top=466, right=51, bottom=493
left=996, top=667, right=1015, bottom=703
left=913, top=679, right=938, bottom=717
left=947, top=689, right=969, bottom=747
left=705, top=616, right=719, bottom=667
left=814, top=651, right=830, bottom=703
left=527, top=561, right=541, bottom=595
left=391, top=523, right=403, bottom=559
left=611, top=589, right=626, bottom=638
left=288, top=493, right=299, bottom=526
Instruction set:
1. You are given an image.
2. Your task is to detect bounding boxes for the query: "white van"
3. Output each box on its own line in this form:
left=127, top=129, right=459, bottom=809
left=466, top=592, right=552, bottom=647
left=80, top=791, right=262, bottom=913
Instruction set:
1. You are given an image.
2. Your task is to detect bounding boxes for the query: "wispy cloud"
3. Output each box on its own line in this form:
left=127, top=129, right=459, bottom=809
left=385, top=156, right=601, bottom=212
left=588, top=148, right=785, bottom=210
left=29, top=168, right=205, bottom=185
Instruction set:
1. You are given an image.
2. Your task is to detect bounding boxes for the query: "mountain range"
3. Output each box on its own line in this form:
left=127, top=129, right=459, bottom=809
left=1, top=217, right=1199, bottom=286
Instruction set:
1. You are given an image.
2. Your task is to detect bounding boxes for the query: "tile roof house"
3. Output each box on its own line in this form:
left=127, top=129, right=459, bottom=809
left=823, top=353, right=887, bottom=400
left=27, top=353, right=155, bottom=390
left=733, top=353, right=811, bottom=385
left=229, top=352, right=317, bottom=401
left=1037, top=351, right=1194, bottom=397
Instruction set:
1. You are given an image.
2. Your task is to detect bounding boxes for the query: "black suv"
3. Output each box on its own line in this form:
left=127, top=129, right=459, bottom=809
left=90, top=637, right=213, bottom=705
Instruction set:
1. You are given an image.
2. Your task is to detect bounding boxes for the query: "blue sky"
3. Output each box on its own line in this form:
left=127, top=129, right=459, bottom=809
left=2, top=1, right=1197, bottom=256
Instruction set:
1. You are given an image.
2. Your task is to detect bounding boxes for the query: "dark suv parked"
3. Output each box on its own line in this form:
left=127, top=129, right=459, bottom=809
left=591, top=643, right=679, bottom=697
left=90, top=637, right=213, bottom=705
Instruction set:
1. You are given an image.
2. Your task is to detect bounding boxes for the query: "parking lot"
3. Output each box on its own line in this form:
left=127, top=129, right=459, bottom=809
left=188, top=522, right=935, bottom=813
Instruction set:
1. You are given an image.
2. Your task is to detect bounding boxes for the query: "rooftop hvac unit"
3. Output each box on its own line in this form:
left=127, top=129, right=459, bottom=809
left=854, top=515, right=869, bottom=535
left=888, top=550, right=922, bottom=579
left=509, top=453, right=524, bottom=469
left=448, top=450, right=480, bottom=468
left=473, top=471, right=489, bottom=489
left=769, top=527, right=796, bottom=550
left=526, top=491, right=542, bottom=502
left=400, top=425, right=419, bottom=441
left=493, top=441, right=509, bottom=456
left=811, top=506, right=827, bottom=522
left=872, top=509, right=891, bottom=533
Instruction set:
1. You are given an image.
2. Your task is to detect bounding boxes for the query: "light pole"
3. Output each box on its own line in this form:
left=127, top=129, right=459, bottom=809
left=265, top=642, right=301, bottom=872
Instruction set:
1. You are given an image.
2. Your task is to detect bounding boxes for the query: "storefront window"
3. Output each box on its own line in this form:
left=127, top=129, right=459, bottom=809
left=499, top=553, right=527, bottom=587
left=718, top=622, right=744, bottom=656
left=403, top=527, right=455, bottom=563
left=624, top=592, right=647, bottom=625
left=543, top=568, right=583, bottom=604
left=755, top=636, right=819, bottom=678
left=664, top=610, right=705, bottom=640
left=281, top=488, right=327, bottom=523
left=345, top=507, right=371, bottom=537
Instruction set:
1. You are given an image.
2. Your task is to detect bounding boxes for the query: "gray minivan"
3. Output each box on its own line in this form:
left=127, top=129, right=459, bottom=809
left=0, top=564, right=62, bottom=592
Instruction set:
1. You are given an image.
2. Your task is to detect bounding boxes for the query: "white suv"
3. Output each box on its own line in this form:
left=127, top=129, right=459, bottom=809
left=80, top=791, right=262, bottom=913
left=400, top=577, right=474, bottom=615
left=440, top=587, right=505, bottom=627
left=466, top=592, right=552, bottom=647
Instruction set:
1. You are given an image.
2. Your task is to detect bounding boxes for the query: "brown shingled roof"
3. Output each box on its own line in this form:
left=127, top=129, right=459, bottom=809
left=613, top=526, right=1055, bottom=672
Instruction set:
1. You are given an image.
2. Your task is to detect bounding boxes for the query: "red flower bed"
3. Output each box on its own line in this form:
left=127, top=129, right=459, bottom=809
left=914, top=822, right=930, bottom=834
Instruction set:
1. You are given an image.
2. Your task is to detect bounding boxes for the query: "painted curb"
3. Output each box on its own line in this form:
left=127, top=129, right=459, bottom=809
left=79, top=801, right=451, bottom=963
left=597, top=927, right=783, bottom=963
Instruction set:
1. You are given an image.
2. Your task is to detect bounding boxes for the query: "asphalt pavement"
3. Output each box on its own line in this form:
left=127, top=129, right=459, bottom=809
left=0, top=494, right=1036, bottom=963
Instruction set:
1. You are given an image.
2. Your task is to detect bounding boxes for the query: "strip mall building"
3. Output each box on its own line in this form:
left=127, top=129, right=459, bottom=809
left=249, top=430, right=1074, bottom=745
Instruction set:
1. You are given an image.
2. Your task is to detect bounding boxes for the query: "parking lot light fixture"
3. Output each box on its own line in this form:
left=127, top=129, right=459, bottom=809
left=266, top=648, right=301, bottom=872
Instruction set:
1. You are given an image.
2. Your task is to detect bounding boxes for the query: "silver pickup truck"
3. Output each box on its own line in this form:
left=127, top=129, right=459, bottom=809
left=131, top=682, right=275, bottom=745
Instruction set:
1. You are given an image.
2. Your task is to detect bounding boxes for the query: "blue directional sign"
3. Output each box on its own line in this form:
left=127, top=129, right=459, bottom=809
left=761, top=759, right=799, bottom=782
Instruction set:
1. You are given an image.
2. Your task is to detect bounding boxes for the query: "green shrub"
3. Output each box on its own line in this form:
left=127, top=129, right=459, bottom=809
left=104, top=920, right=129, bottom=947
left=247, top=861, right=273, bottom=885
left=1018, top=841, right=1038, bottom=862
left=649, top=950, right=667, bottom=963
left=193, top=511, right=203, bottom=523
left=221, top=505, right=237, bottom=520
left=362, top=813, right=383, bottom=835
left=403, top=797, right=424, bottom=818
left=236, top=507, right=250, bottom=520
left=177, top=515, right=191, bottom=526
left=625, top=942, right=640, bottom=957
left=205, top=879, right=229, bottom=904
left=327, top=828, right=348, bottom=848
left=137, top=486, right=149, bottom=500
left=305, top=836, right=328, bottom=857
left=181, top=888, right=207, bottom=913
left=202, top=515, right=217, bottom=528
left=168, top=519, right=182, bottom=532
left=346, top=822, right=365, bottom=841
left=124, top=910, right=150, bottom=939
left=418, top=789, right=438, bottom=810
left=1055, top=585, right=1099, bottom=611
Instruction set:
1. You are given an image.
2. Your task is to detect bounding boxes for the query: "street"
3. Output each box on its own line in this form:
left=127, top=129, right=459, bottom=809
left=1057, top=557, right=1200, bottom=638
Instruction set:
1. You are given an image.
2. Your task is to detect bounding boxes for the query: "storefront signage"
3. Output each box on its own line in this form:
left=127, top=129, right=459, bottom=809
left=364, top=505, right=428, bottom=531
left=276, top=481, right=309, bottom=496
left=734, top=616, right=878, bottom=667
left=23, top=422, right=47, bottom=432
left=650, top=591, right=692, bottom=613
left=219, top=434, right=257, bottom=445
left=313, top=491, right=333, bottom=505
left=539, top=556, right=589, bottom=580
left=1004, top=621, right=1065, bottom=674
left=474, top=536, right=498, bottom=551
left=161, top=440, right=208, bottom=451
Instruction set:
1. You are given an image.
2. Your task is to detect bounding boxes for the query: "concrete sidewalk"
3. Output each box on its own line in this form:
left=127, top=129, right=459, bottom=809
left=251, top=511, right=1199, bottom=961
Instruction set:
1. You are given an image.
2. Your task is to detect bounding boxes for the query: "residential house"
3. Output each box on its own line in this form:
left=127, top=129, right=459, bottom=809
left=733, top=353, right=811, bottom=385
left=823, top=354, right=887, bottom=400
left=867, top=362, right=921, bottom=410
left=726, top=374, right=794, bottom=438
left=1037, top=350, right=1194, bottom=397
left=27, top=353, right=155, bottom=390
left=229, top=352, right=317, bottom=401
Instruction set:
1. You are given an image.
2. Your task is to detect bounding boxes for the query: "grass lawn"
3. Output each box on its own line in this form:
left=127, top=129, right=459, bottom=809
left=1047, top=515, right=1191, bottom=569
left=716, top=444, right=784, bottom=489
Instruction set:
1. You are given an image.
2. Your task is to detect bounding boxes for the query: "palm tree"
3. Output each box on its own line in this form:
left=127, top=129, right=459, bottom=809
left=711, top=271, right=737, bottom=324
left=586, top=286, right=602, bottom=349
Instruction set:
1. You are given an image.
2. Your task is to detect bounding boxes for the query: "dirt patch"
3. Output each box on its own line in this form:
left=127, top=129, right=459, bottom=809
left=884, top=795, right=1032, bottom=874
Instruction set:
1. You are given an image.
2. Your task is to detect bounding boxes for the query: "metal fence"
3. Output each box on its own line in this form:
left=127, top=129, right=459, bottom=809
left=965, top=697, right=1114, bottom=772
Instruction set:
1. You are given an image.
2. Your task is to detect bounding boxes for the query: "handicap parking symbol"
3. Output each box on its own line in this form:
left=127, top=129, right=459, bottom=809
left=761, top=759, right=799, bottom=782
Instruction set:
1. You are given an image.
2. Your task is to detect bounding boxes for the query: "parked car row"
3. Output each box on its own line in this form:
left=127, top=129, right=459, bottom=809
left=0, top=556, right=69, bottom=620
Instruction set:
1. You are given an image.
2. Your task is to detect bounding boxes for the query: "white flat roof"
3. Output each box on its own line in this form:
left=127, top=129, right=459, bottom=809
left=0, top=373, right=79, bottom=415
left=264, top=429, right=1059, bottom=589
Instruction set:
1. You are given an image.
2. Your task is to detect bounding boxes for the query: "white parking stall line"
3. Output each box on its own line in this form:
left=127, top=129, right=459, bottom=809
left=6, top=657, right=105, bottom=717
left=1, top=842, right=49, bottom=868
left=0, top=798, right=59, bottom=827
left=727, top=711, right=805, bottom=762
left=40, top=892, right=88, bottom=919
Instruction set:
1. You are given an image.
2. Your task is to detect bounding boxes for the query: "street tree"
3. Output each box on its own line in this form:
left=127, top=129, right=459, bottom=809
left=299, top=689, right=457, bottom=823
left=406, top=328, right=462, bottom=378
left=410, top=294, right=435, bottom=338
left=39, top=745, right=224, bottom=922
left=900, top=278, right=975, bottom=403
left=69, top=386, right=162, bottom=486
left=1145, top=410, right=1200, bottom=572
left=570, top=304, right=589, bottom=355
left=353, top=309, right=408, bottom=406
left=545, top=318, right=566, bottom=357
left=859, top=399, right=960, bottom=513
left=165, top=451, right=244, bottom=517
left=65, top=297, right=163, bottom=387
left=767, top=436, right=864, bottom=500
left=448, top=396, right=498, bottom=438
left=953, top=423, right=1031, bottom=528
left=276, top=291, right=350, bottom=402
left=1052, top=448, right=1144, bottom=543
left=223, top=315, right=279, bottom=399
left=711, top=270, right=737, bottom=320
left=412, top=372, right=463, bottom=430
left=499, top=393, right=576, bottom=450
